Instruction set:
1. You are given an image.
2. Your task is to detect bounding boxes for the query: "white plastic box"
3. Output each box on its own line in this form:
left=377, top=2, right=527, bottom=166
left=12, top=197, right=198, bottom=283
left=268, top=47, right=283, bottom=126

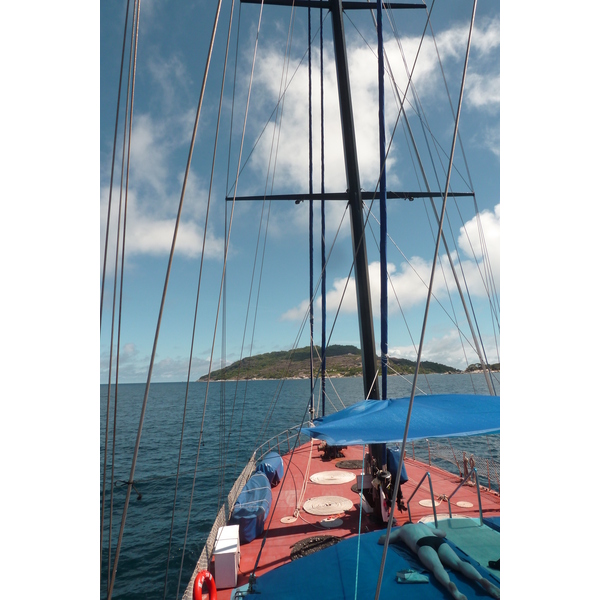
left=213, top=525, right=240, bottom=589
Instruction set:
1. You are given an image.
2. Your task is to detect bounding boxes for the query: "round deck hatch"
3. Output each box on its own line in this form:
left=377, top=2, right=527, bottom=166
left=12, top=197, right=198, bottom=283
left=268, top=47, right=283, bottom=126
left=418, top=499, right=441, bottom=507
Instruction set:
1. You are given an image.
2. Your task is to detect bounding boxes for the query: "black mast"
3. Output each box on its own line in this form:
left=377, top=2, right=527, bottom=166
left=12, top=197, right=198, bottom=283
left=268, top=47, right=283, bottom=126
left=329, top=0, right=380, bottom=406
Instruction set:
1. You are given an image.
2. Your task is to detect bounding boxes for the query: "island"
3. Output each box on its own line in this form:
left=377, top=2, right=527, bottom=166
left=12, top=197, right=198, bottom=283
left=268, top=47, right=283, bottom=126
left=197, top=345, right=500, bottom=381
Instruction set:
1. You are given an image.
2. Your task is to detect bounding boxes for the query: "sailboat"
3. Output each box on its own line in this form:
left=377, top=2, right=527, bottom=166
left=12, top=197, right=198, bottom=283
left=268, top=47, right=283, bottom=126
left=101, top=0, right=500, bottom=599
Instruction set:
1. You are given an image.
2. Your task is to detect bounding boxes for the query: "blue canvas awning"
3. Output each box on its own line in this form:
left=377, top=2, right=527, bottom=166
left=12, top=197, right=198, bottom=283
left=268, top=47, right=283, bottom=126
left=303, top=394, right=499, bottom=446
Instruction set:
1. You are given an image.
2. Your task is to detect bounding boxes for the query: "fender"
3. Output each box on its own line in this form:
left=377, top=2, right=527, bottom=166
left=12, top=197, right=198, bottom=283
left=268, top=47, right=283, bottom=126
left=192, top=569, right=217, bottom=600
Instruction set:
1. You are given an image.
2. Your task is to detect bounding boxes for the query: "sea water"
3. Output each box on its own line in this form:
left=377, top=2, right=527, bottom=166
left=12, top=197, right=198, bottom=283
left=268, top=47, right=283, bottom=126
left=100, top=373, right=499, bottom=599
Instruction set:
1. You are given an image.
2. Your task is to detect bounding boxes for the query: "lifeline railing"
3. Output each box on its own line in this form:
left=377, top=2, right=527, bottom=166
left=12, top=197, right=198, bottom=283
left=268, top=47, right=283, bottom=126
left=183, top=424, right=310, bottom=599
left=447, top=467, right=484, bottom=525
left=406, top=467, right=484, bottom=527
left=252, top=423, right=309, bottom=461
left=406, top=471, right=439, bottom=528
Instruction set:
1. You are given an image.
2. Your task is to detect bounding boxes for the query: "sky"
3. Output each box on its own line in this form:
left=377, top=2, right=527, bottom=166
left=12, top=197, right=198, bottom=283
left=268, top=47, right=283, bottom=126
left=99, top=0, right=502, bottom=384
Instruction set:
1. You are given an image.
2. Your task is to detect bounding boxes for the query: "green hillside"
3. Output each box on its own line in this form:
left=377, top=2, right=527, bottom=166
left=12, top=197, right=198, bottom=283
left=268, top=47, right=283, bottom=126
left=197, top=345, right=472, bottom=381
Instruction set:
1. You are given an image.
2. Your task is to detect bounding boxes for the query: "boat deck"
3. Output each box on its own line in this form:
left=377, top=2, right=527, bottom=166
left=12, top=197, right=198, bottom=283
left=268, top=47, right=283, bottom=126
left=212, top=440, right=500, bottom=599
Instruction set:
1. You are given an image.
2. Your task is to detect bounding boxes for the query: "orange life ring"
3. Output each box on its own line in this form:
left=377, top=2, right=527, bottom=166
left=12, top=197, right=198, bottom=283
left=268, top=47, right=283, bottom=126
left=193, top=569, right=217, bottom=600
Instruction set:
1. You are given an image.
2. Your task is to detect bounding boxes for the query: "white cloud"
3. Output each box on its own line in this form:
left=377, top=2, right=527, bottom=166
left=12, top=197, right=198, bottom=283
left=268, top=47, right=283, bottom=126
left=100, top=342, right=214, bottom=383
left=100, top=76, right=224, bottom=272
left=100, top=182, right=222, bottom=275
left=384, top=16, right=499, bottom=113
left=244, top=16, right=499, bottom=240
left=466, top=72, right=500, bottom=110
left=280, top=298, right=311, bottom=322
left=281, top=204, right=500, bottom=325
left=147, top=54, right=193, bottom=113
left=128, top=112, right=170, bottom=199
left=457, top=204, right=500, bottom=296
left=472, top=16, right=501, bottom=56
left=388, top=329, right=500, bottom=369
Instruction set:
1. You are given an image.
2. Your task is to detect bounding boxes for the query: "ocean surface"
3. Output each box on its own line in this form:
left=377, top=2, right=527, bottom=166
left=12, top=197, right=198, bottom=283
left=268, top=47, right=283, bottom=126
left=100, top=373, right=499, bottom=599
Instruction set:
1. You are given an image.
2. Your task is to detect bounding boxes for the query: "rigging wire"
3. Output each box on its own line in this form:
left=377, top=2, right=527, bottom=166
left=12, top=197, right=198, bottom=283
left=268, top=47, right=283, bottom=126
left=217, top=10, right=331, bottom=464
left=336, top=1, right=496, bottom=398
left=223, top=14, right=328, bottom=201
left=100, top=0, right=134, bottom=581
left=251, top=201, right=350, bottom=452
left=401, top=15, right=500, bottom=378
left=401, top=10, right=499, bottom=344
left=184, top=0, right=274, bottom=591
left=215, top=18, right=332, bottom=458
left=106, top=0, right=227, bottom=594
left=107, top=85, right=133, bottom=592
left=366, top=206, right=481, bottom=390
left=375, top=3, right=479, bottom=597
left=102, top=0, right=140, bottom=593
left=100, top=0, right=131, bottom=331
left=424, top=12, right=499, bottom=330
left=376, top=0, right=389, bottom=400
left=175, top=0, right=270, bottom=593
left=238, top=143, right=351, bottom=450
left=223, top=2, right=299, bottom=485
left=162, top=0, right=236, bottom=597
left=249, top=388, right=315, bottom=583
left=353, top=443, right=366, bottom=600
left=309, top=2, right=315, bottom=419
left=220, top=0, right=243, bottom=503
left=380, top=0, right=496, bottom=385
left=388, top=63, right=481, bottom=381
left=106, top=0, right=141, bottom=596
left=320, top=5, right=327, bottom=418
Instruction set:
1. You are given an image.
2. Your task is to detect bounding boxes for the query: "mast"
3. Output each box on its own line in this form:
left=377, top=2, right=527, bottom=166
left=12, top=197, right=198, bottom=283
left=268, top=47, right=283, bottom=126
left=329, top=0, right=380, bottom=405
left=329, top=0, right=390, bottom=486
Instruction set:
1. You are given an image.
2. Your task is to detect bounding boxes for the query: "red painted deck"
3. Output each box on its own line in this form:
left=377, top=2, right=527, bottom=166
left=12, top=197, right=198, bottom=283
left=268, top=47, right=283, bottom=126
left=212, top=440, right=500, bottom=598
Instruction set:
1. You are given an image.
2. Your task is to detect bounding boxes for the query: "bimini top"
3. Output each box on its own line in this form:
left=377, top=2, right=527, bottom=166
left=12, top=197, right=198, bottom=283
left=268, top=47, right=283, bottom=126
left=303, top=394, right=499, bottom=446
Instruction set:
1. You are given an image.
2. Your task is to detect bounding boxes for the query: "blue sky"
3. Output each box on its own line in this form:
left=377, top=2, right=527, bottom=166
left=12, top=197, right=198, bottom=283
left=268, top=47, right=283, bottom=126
left=99, top=0, right=501, bottom=383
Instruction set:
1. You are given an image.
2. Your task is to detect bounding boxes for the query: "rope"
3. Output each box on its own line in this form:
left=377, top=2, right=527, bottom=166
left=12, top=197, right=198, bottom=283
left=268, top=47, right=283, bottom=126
left=292, top=438, right=314, bottom=519
left=366, top=368, right=380, bottom=401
